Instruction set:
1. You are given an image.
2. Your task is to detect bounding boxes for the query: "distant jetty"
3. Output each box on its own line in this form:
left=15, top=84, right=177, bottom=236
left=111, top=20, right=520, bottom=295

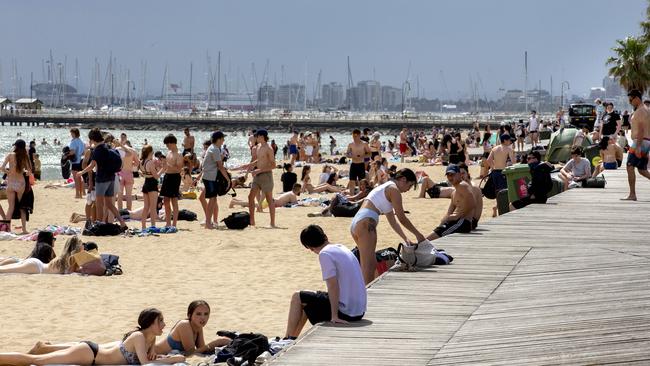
left=0, top=111, right=518, bottom=132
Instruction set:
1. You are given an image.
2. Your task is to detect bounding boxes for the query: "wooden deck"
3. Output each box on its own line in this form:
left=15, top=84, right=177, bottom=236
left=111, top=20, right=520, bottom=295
left=268, top=168, right=650, bottom=365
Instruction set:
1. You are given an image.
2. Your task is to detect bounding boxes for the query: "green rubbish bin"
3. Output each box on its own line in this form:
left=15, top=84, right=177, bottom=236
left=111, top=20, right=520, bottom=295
left=503, top=164, right=532, bottom=203
left=583, top=144, right=600, bottom=173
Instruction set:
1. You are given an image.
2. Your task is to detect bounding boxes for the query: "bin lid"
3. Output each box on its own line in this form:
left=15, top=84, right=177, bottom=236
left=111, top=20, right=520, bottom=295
left=504, top=163, right=531, bottom=173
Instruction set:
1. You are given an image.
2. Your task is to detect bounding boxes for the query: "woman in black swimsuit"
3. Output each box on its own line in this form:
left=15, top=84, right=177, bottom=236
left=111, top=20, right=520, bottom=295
left=140, top=145, right=164, bottom=229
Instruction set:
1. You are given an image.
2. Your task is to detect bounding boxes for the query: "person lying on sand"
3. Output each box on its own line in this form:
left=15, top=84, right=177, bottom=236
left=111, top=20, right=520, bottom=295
left=230, top=184, right=302, bottom=209
left=154, top=300, right=230, bottom=355
left=1, top=308, right=185, bottom=366
left=0, top=236, right=82, bottom=274
left=0, top=241, right=54, bottom=266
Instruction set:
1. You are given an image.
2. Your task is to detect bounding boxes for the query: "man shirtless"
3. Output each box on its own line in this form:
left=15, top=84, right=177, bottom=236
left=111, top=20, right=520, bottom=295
left=399, top=128, right=408, bottom=163
left=231, top=183, right=301, bottom=209
left=622, top=89, right=650, bottom=201
left=182, top=128, right=195, bottom=155
left=346, top=129, right=371, bottom=193
left=161, top=134, right=184, bottom=227
left=427, top=164, right=476, bottom=240
left=248, top=129, right=276, bottom=227
left=486, top=134, right=515, bottom=215
left=289, top=131, right=299, bottom=164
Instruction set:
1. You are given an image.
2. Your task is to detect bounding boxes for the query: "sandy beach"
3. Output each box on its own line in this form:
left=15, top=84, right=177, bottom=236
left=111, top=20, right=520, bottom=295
left=0, top=162, right=493, bottom=353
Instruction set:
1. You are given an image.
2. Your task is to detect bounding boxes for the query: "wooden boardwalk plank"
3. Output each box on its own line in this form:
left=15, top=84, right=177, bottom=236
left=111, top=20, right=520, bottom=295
left=269, top=168, right=650, bottom=365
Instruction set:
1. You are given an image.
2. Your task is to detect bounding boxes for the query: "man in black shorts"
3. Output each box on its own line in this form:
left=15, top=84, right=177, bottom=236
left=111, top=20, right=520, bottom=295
left=346, top=129, right=371, bottom=193
left=160, top=134, right=184, bottom=228
left=284, top=225, right=367, bottom=339
left=426, top=164, right=475, bottom=240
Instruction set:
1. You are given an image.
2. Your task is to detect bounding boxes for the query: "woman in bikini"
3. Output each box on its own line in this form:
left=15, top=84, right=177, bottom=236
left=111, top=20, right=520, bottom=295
left=1, top=308, right=185, bottom=365
left=0, top=241, right=55, bottom=267
left=155, top=300, right=230, bottom=355
left=1, top=139, right=32, bottom=234
left=0, top=236, right=82, bottom=275
left=140, top=145, right=165, bottom=229
left=300, top=165, right=343, bottom=194
left=350, top=168, right=425, bottom=284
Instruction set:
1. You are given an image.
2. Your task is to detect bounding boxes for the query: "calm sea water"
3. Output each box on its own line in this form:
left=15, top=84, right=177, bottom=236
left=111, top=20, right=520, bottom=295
left=0, top=126, right=368, bottom=180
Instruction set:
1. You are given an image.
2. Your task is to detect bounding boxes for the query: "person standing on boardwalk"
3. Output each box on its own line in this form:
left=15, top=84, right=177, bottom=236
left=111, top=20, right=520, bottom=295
left=622, top=90, right=650, bottom=201
left=182, top=128, right=195, bottom=155
left=69, top=128, right=86, bottom=199
left=161, top=134, right=184, bottom=228
left=248, top=130, right=276, bottom=227
left=486, top=134, right=515, bottom=216
left=346, top=129, right=371, bottom=194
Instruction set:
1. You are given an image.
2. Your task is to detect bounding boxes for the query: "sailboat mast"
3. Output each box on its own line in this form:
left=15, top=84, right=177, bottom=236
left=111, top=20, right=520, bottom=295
left=189, top=62, right=193, bottom=110
left=216, top=51, right=221, bottom=109
left=524, top=51, right=528, bottom=113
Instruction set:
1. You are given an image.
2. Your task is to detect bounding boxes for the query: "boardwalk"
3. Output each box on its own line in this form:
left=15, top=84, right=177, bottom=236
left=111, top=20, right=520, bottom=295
left=268, top=168, right=650, bottom=365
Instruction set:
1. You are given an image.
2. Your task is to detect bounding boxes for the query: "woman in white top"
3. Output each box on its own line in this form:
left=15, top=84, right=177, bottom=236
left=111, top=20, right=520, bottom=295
left=0, top=236, right=82, bottom=274
left=350, top=168, right=425, bottom=284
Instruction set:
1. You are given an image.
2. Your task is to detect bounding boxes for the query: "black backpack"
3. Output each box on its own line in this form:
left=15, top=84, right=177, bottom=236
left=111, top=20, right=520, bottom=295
left=106, top=148, right=122, bottom=175
left=217, top=333, right=269, bottom=365
left=216, top=169, right=233, bottom=196
left=222, top=211, right=250, bottom=230
left=178, top=209, right=197, bottom=221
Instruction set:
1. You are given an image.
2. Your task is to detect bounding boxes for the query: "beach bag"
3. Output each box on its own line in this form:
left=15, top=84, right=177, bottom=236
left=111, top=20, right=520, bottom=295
left=220, top=333, right=269, bottom=365
left=216, top=169, right=233, bottom=196
left=106, top=148, right=122, bottom=175
left=222, top=211, right=250, bottom=230
left=584, top=176, right=606, bottom=188
left=0, top=220, right=9, bottom=232
left=351, top=247, right=398, bottom=275
left=178, top=209, right=197, bottom=221
left=480, top=175, right=496, bottom=199
left=82, top=222, right=124, bottom=236
left=397, top=240, right=437, bottom=268
left=182, top=191, right=197, bottom=199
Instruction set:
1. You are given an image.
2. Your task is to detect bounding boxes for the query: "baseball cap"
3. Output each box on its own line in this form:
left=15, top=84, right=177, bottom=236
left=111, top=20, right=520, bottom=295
left=255, top=129, right=268, bottom=137
left=445, top=164, right=460, bottom=174
left=211, top=131, right=226, bottom=140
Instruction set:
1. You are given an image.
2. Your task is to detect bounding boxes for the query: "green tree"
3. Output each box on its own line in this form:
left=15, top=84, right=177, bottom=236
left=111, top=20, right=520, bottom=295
left=606, top=36, right=650, bottom=95
left=641, top=0, right=650, bottom=42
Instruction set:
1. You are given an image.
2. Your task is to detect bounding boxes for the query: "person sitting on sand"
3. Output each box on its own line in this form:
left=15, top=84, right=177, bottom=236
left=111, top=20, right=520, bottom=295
left=154, top=300, right=230, bottom=355
left=351, top=168, right=425, bottom=284
left=181, top=166, right=194, bottom=192
left=284, top=225, right=367, bottom=340
left=0, top=241, right=55, bottom=266
left=0, top=236, right=82, bottom=274
left=426, top=164, right=476, bottom=240
left=309, top=179, right=374, bottom=218
left=301, top=165, right=343, bottom=194
left=230, top=183, right=302, bottom=209
left=3, top=308, right=185, bottom=366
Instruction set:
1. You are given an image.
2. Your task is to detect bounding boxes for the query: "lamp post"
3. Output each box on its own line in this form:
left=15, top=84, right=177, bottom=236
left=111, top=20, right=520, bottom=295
left=560, top=81, right=570, bottom=109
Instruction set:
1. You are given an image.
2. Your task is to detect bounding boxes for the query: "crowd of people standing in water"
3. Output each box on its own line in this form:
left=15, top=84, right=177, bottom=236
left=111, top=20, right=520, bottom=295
left=2, top=89, right=650, bottom=363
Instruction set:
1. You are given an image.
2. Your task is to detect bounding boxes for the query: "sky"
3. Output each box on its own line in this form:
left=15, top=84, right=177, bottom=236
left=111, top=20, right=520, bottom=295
left=0, top=0, right=647, bottom=100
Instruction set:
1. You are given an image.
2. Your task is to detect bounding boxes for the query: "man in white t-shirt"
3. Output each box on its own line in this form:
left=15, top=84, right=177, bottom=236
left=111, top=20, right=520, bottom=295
left=284, top=225, right=367, bottom=339
left=528, top=110, right=539, bottom=147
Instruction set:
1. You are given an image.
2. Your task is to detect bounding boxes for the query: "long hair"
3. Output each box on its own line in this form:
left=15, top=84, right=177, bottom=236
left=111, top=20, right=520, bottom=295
left=13, top=140, right=30, bottom=173
left=28, top=242, right=55, bottom=264
left=50, top=236, right=82, bottom=274
left=123, top=308, right=163, bottom=341
left=599, top=136, right=610, bottom=150
left=187, top=300, right=210, bottom=319
left=301, top=165, right=311, bottom=181
left=140, top=145, right=153, bottom=171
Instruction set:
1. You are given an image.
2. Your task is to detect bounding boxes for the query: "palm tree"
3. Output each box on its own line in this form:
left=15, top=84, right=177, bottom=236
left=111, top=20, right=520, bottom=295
left=606, top=36, right=650, bottom=95
left=641, top=0, right=650, bottom=42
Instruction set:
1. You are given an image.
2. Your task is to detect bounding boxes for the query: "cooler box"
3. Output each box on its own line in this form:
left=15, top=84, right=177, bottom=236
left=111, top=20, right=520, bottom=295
left=504, top=164, right=532, bottom=203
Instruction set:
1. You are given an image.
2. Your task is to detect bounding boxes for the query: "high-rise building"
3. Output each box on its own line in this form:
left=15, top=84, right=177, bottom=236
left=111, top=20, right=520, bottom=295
left=257, top=84, right=276, bottom=108
left=277, top=83, right=305, bottom=110
left=381, top=86, right=401, bottom=110
left=321, top=82, right=345, bottom=109
left=357, top=80, right=381, bottom=110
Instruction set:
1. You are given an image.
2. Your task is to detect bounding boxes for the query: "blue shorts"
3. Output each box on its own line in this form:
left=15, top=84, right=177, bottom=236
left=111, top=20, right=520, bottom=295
left=203, top=179, right=218, bottom=198
left=490, top=169, right=507, bottom=193
left=603, top=161, right=617, bottom=170
left=289, top=145, right=298, bottom=155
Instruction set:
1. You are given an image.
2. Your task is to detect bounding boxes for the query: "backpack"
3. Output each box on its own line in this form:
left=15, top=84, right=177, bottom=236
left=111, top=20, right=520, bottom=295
left=396, top=240, right=437, bottom=269
left=480, top=175, right=496, bottom=199
left=351, top=247, right=398, bottom=275
left=178, top=209, right=198, bottom=221
left=216, top=169, right=233, bottom=196
left=222, top=211, right=250, bottom=230
left=216, top=333, right=269, bottom=365
left=106, top=148, right=122, bottom=175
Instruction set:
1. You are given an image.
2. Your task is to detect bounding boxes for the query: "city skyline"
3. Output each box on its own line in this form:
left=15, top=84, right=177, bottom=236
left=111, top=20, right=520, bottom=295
left=0, top=0, right=646, bottom=101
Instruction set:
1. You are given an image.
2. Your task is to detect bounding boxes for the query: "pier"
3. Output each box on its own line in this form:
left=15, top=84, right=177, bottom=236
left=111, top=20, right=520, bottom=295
left=268, top=168, right=650, bottom=365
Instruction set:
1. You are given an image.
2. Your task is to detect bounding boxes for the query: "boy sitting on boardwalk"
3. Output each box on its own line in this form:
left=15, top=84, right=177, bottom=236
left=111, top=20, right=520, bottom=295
left=284, top=225, right=367, bottom=339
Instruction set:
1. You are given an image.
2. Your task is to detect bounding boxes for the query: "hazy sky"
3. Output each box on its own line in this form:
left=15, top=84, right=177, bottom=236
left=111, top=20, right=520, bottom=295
left=0, top=0, right=647, bottom=99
